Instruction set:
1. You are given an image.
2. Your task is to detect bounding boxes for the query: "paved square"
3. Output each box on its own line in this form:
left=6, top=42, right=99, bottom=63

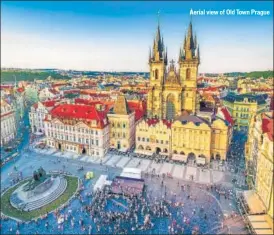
left=198, top=169, right=211, bottom=183
left=160, top=162, right=174, bottom=175
left=212, top=171, right=224, bottom=183
left=137, top=159, right=151, bottom=172
left=149, top=162, right=162, bottom=174
left=126, top=158, right=141, bottom=168
left=105, top=155, right=121, bottom=166
left=116, top=156, right=131, bottom=168
left=185, top=166, right=197, bottom=181
left=172, top=165, right=185, bottom=179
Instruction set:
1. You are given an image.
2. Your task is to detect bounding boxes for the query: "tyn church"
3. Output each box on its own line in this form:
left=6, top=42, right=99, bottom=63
left=147, top=20, right=200, bottom=120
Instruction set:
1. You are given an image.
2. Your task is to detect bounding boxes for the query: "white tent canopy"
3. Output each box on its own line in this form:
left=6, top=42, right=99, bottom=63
left=93, top=175, right=111, bottom=192
left=120, top=168, right=142, bottom=179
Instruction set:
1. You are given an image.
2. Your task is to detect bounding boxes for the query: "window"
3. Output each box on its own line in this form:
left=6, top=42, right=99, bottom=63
left=142, top=137, right=145, bottom=142
left=123, top=133, right=126, bottom=138
left=86, top=139, right=89, bottom=144
left=147, top=138, right=149, bottom=142
left=186, top=68, right=191, bottom=79
left=155, top=69, right=159, bottom=80
left=91, top=140, right=94, bottom=145
left=96, top=140, right=99, bottom=146
left=123, top=124, right=126, bottom=128
left=161, top=140, right=163, bottom=144
left=166, top=141, right=168, bottom=144
left=138, top=137, right=140, bottom=141
left=112, top=123, right=115, bottom=128
left=96, top=131, right=98, bottom=135
left=113, top=133, right=115, bottom=137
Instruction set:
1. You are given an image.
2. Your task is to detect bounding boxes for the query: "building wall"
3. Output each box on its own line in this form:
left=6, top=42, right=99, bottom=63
left=135, top=120, right=171, bottom=156
left=108, top=112, right=135, bottom=151
left=211, top=119, right=231, bottom=160
left=29, top=102, right=48, bottom=133
left=255, top=135, right=273, bottom=218
left=171, top=120, right=211, bottom=162
left=223, top=98, right=267, bottom=130
left=44, top=118, right=109, bottom=158
left=1, top=103, right=16, bottom=146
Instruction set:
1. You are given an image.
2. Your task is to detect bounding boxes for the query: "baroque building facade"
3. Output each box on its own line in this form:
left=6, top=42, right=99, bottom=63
left=0, top=99, right=16, bottom=146
left=147, top=21, right=200, bottom=120
left=44, top=104, right=109, bottom=158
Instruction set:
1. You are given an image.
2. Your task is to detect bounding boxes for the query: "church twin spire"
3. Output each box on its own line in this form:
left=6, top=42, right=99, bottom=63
left=149, top=12, right=168, bottom=65
left=149, top=14, right=200, bottom=65
left=179, top=21, right=200, bottom=63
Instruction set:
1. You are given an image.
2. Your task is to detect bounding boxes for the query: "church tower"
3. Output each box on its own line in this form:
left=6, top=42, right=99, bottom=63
left=179, top=21, right=200, bottom=113
left=147, top=17, right=168, bottom=119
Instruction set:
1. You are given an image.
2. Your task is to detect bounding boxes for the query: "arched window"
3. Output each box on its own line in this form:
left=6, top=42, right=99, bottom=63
left=186, top=68, right=191, bottom=80
left=155, top=69, right=159, bottom=80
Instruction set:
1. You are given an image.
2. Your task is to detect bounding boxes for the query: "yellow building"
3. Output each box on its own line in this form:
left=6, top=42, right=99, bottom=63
left=135, top=119, right=172, bottom=157
left=135, top=113, right=231, bottom=164
left=222, top=92, right=268, bottom=131
left=147, top=20, right=200, bottom=119
left=172, top=114, right=231, bottom=163
left=108, top=95, right=135, bottom=151
left=240, top=112, right=273, bottom=234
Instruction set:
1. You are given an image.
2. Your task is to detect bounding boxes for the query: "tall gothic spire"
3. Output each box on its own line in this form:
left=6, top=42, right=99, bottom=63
left=150, top=11, right=165, bottom=63
left=181, top=20, right=198, bottom=61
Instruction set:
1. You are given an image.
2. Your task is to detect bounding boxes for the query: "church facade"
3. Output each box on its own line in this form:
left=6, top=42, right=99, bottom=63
left=147, top=21, right=200, bottom=120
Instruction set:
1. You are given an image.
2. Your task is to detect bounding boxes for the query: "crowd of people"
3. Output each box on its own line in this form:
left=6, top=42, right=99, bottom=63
left=2, top=172, right=235, bottom=235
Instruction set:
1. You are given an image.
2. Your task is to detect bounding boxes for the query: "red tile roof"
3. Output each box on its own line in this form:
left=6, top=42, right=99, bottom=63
left=43, top=100, right=59, bottom=107
left=220, top=107, right=234, bottom=125
left=48, top=104, right=108, bottom=129
left=17, top=87, right=25, bottom=93
left=74, top=98, right=114, bottom=112
left=0, top=85, right=13, bottom=89
left=262, top=113, right=274, bottom=141
left=145, top=118, right=172, bottom=128
left=128, top=100, right=146, bottom=121
left=63, top=89, right=80, bottom=94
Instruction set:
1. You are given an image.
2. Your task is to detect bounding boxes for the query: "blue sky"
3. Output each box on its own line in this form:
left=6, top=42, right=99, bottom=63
left=1, top=1, right=273, bottom=72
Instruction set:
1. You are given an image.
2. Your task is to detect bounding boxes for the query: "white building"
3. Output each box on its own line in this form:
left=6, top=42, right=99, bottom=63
left=38, top=87, right=59, bottom=101
left=29, top=100, right=59, bottom=134
left=44, top=104, right=110, bottom=158
left=1, top=99, right=16, bottom=146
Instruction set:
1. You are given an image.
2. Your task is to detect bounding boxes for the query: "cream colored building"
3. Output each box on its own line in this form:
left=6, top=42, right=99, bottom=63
left=29, top=100, right=59, bottom=133
left=44, top=104, right=109, bottom=158
left=172, top=115, right=231, bottom=163
left=240, top=112, right=273, bottom=234
left=108, top=95, right=135, bottom=151
left=0, top=99, right=16, bottom=146
left=135, top=114, right=231, bottom=164
left=135, top=119, right=172, bottom=156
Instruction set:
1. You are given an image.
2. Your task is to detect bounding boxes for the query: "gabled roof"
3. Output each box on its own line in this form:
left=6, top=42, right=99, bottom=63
left=128, top=100, right=146, bottom=121
left=49, top=104, right=108, bottom=129
left=262, top=112, right=274, bottom=141
left=217, top=106, right=234, bottom=125
left=113, top=95, right=130, bottom=115
left=145, top=118, right=172, bottom=128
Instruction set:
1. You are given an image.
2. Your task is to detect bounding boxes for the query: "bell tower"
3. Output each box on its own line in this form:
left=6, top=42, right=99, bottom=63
left=147, top=12, right=168, bottom=119
left=179, top=21, right=200, bottom=114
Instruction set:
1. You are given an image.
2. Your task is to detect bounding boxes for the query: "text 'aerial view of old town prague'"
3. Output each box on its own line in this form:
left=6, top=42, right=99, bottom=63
left=0, top=1, right=273, bottom=235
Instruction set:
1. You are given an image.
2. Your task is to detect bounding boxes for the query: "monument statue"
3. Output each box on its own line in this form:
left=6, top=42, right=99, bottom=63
left=24, top=167, right=48, bottom=192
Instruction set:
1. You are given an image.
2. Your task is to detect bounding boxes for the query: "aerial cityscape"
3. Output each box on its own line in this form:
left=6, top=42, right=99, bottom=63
left=1, top=1, right=273, bottom=235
